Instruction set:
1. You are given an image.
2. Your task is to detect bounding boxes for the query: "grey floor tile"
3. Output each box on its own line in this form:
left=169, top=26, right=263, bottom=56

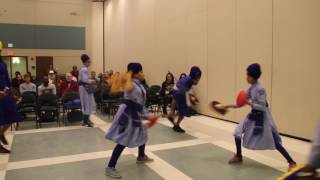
left=10, top=128, right=114, bottom=162
left=6, top=156, right=163, bottom=180
left=154, top=143, right=282, bottom=180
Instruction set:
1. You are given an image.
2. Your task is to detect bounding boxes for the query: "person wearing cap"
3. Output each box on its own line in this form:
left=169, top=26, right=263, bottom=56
left=226, top=63, right=297, bottom=171
left=105, top=63, right=155, bottom=178
left=78, top=54, right=96, bottom=127
left=167, top=66, right=202, bottom=133
left=0, top=42, right=21, bottom=153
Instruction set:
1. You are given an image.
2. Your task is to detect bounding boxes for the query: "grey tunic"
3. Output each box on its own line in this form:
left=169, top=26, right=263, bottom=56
left=79, top=66, right=96, bottom=115
left=308, top=123, right=320, bottom=169
left=234, top=82, right=282, bottom=150
left=106, top=79, right=148, bottom=148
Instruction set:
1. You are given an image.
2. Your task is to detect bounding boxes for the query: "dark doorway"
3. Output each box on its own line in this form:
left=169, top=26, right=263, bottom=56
left=36, top=56, right=53, bottom=80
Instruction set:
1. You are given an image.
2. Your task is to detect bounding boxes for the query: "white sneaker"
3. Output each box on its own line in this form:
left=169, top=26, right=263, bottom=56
left=105, top=167, right=122, bottom=179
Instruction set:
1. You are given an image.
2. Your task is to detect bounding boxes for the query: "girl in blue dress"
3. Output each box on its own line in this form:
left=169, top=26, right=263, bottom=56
left=0, top=48, right=20, bottom=153
left=167, top=66, right=202, bottom=133
left=226, top=63, right=297, bottom=171
left=105, top=63, right=155, bottom=178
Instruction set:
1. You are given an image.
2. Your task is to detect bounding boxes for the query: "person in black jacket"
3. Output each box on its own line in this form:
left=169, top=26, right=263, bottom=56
left=160, top=72, right=175, bottom=116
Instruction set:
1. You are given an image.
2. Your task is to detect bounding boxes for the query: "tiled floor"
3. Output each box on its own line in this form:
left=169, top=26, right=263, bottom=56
left=0, top=113, right=311, bottom=180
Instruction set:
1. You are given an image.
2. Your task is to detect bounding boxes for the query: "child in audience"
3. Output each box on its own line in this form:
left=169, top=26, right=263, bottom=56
left=167, top=66, right=202, bottom=133
left=225, top=63, right=297, bottom=170
left=79, top=54, right=96, bottom=127
left=105, top=63, right=155, bottom=178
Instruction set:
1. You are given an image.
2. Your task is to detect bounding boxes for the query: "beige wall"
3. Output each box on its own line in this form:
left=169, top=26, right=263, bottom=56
left=104, top=0, right=320, bottom=139
left=0, top=0, right=104, bottom=76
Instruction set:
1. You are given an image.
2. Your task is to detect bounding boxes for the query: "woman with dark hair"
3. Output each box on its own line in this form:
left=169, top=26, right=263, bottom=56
left=160, top=72, right=175, bottom=115
left=0, top=48, right=20, bottom=153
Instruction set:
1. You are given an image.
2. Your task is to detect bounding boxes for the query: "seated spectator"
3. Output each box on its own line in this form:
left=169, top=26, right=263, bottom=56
left=160, top=72, right=175, bottom=115
left=90, top=71, right=100, bottom=83
left=19, top=74, right=36, bottom=94
left=38, top=75, right=56, bottom=96
left=60, top=73, right=78, bottom=96
left=11, top=74, right=24, bottom=95
left=48, top=70, right=56, bottom=85
left=27, top=72, right=35, bottom=83
left=71, top=66, right=79, bottom=80
left=179, top=73, right=187, bottom=80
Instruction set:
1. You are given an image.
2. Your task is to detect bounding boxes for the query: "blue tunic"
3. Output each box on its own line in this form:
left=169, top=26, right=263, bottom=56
left=106, top=79, right=148, bottom=148
left=172, top=76, right=193, bottom=117
left=0, top=59, right=20, bottom=125
left=234, top=82, right=281, bottom=150
left=79, top=66, right=96, bottom=115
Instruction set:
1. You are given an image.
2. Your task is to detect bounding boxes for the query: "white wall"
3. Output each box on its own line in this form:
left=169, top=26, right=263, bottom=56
left=104, top=0, right=320, bottom=139
left=0, top=0, right=104, bottom=76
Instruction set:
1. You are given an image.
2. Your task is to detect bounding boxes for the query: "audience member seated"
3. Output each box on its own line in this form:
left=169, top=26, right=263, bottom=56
left=48, top=70, right=57, bottom=85
left=11, top=73, right=24, bottom=95
left=60, top=73, right=79, bottom=96
left=19, top=74, right=36, bottom=94
left=160, top=72, right=175, bottom=115
left=71, top=65, right=79, bottom=80
left=90, top=71, right=100, bottom=83
left=179, top=73, right=187, bottom=80
left=27, top=72, right=35, bottom=83
left=38, top=75, right=56, bottom=96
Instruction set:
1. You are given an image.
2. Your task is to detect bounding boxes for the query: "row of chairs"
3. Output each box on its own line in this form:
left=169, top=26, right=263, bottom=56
left=94, top=85, right=168, bottom=117
left=17, top=91, right=82, bottom=128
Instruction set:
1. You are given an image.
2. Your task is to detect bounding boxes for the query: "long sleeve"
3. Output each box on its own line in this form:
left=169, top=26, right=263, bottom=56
left=79, top=68, right=90, bottom=84
left=251, top=88, right=268, bottom=111
left=308, top=125, right=320, bottom=169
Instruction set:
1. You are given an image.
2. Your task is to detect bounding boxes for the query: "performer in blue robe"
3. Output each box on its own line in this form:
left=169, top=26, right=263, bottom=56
left=167, top=66, right=202, bottom=133
left=79, top=54, right=96, bottom=127
left=0, top=47, right=20, bottom=153
left=105, top=63, right=154, bottom=179
left=227, top=63, right=297, bottom=171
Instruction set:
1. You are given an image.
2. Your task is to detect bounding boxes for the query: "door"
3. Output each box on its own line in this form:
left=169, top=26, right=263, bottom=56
left=36, top=56, right=53, bottom=80
left=2, top=56, right=28, bottom=78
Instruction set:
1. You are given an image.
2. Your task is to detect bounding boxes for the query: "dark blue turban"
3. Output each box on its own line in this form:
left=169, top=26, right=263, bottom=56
left=81, top=54, right=90, bottom=63
left=247, top=63, right=261, bottom=79
left=189, top=66, right=202, bottom=80
left=127, top=63, right=143, bottom=74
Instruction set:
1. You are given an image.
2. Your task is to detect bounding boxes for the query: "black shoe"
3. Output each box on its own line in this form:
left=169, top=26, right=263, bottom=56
left=0, top=146, right=10, bottom=154
left=173, top=125, right=186, bottom=133
left=0, top=135, right=8, bottom=145
left=82, top=123, right=93, bottom=128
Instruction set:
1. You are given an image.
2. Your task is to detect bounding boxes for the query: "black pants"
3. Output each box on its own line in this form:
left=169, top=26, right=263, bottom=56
left=108, top=144, right=146, bottom=168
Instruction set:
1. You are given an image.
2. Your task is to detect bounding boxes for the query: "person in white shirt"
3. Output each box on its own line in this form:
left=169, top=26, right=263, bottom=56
left=19, top=74, right=36, bottom=94
left=38, top=75, right=56, bottom=96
